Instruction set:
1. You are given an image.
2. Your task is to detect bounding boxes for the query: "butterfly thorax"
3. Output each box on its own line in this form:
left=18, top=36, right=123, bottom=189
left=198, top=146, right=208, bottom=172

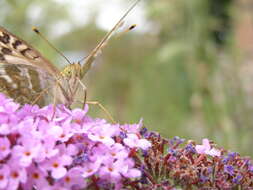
left=56, top=62, right=84, bottom=107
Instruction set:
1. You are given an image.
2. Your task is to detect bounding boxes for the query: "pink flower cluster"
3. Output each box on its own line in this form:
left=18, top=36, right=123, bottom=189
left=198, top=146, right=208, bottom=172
left=195, top=138, right=221, bottom=157
left=0, top=94, right=151, bottom=190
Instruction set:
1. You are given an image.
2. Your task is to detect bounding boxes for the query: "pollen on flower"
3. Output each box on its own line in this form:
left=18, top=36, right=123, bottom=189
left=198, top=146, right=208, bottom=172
left=111, top=152, right=116, bottom=156
left=73, top=119, right=82, bottom=124
left=64, top=176, right=71, bottom=183
left=0, top=146, right=6, bottom=151
left=87, top=169, right=93, bottom=173
left=32, top=173, right=39, bottom=179
left=52, top=163, right=59, bottom=168
left=24, top=151, right=31, bottom=156
left=11, top=171, right=19, bottom=178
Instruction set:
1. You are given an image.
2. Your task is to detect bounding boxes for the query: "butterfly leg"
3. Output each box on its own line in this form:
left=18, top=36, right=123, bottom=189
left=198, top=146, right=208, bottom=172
left=76, top=79, right=116, bottom=123
left=31, top=86, right=51, bottom=105
left=86, top=100, right=116, bottom=124
left=76, top=78, right=87, bottom=109
left=49, top=90, right=57, bottom=121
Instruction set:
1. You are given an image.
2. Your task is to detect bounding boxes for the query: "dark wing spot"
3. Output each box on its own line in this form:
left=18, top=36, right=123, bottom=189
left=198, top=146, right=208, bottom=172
left=20, top=48, right=30, bottom=56
left=1, top=47, right=12, bottom=55
left=12, top=40, right=22, bottom=49
left=20, top=48, right=39, bottom=59
left=0, top=53, right=5, bottom=61
left=0, top=32, right=10, bottom=44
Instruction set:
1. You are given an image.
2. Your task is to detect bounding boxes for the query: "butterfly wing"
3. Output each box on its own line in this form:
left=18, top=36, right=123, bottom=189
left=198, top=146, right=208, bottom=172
left=0, top=26, right=63, bottom=106
left=0, top=64, right=56, bottom=107
left=0, top=26, right=60, bottom=76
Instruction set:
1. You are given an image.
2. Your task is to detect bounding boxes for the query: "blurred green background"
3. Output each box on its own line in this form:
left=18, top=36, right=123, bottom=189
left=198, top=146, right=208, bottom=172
left=1, top=0, right=253, bottom=156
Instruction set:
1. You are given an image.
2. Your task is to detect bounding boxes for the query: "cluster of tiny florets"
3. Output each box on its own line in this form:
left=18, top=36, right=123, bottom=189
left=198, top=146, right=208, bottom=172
left=0, top=93, right=252, bottom=190
left=0, top=94, right=151, bottom=190
left=130, top=134, right=253, bottom=190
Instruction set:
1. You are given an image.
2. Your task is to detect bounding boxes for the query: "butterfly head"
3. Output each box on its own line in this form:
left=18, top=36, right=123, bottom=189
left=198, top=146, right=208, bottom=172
left=61, top=62, right=82, bottom=79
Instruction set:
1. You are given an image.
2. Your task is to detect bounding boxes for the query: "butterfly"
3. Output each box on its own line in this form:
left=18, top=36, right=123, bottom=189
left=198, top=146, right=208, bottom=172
left=0, top=0, right=140, bottom=108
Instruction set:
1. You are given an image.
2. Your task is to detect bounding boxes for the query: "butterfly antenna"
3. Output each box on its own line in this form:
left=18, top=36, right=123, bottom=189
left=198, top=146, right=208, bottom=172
left=32, top=27, right=72, bottom=65
left=116, top=24, right=137, bottom=38
left=79, top=0, right=141, bottom=77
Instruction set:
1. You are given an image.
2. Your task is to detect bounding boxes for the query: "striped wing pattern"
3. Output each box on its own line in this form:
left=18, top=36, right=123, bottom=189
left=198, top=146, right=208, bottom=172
left=0, top=64, right=54, bottom=106
left=0, top=27, right=58, bottom=107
